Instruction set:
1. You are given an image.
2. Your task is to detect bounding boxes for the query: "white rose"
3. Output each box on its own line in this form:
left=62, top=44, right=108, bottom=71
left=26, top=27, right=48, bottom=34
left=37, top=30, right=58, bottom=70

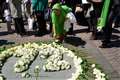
left=91, top=64, right=96, bottom=68
left=0, top=75, right=5, bottom=80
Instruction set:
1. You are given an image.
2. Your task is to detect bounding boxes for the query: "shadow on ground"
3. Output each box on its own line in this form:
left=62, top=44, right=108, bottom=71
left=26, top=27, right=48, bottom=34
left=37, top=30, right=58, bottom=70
left=0, top=31, right=14, bottom=36
left=64, top=36, right=86, bottom=47
left=111, top=34, right=120, bottom=40
left=0, top=40, right=15, bottom=46
left=110, top=39, right=120, bottom=47
left=73, top=28, right=89, bottom=34
left=112, top=28, right=120, bottom=33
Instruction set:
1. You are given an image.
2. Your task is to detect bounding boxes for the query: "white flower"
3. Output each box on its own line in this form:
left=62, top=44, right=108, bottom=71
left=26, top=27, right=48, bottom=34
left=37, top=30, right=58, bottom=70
left=92, top=64, right=96, bottom=68
left=101, top=73, right=105, bottom=77
left=0, top=54, right=6, bottom=61
left=21, top=72, right=31, bottom=78
left=93, top=67, right=106, bottom=80
left=77, top=57, right=83, bottom=64
left=43, top=65, right=47, bottom=71
left=65, top=65, right=71, bottom=70
left=18, top=60, right=25, bottom=66
left=0, top=75, right=5, bottom=80
left=35, top=65, right=40, bottom=71
left=93, top=68, right=101, bottom=75
left=67, top=51, right=75, bottom=58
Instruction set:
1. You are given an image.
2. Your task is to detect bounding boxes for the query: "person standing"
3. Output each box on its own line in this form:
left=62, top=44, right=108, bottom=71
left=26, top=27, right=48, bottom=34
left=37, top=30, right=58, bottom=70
left=31, top=0, right=48, bottom=36
left=4, top=0, right=13, bottom=33
left=9, top=0, right=26, bottom=36
left=99, top=0, right=120, bottom=48
left=0, top=0, right=6, bottom=22
left=87, top=0, right=103, bottom=39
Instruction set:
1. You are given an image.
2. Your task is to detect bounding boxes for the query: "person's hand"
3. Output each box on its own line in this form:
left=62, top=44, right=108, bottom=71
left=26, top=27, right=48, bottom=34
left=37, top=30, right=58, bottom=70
left=97, top=26, right=102, bottom=32
left=75, top=6, right=83, bottom=13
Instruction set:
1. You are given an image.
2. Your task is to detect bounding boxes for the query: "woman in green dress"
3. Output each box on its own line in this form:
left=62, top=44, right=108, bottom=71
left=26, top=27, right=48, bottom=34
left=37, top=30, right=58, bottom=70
left=51, top=3, right=71, bottom=42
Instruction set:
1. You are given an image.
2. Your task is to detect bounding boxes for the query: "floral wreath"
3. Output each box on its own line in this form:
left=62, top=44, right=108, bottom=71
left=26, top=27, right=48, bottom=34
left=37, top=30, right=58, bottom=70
left=0, top=42, right=107, bottom=80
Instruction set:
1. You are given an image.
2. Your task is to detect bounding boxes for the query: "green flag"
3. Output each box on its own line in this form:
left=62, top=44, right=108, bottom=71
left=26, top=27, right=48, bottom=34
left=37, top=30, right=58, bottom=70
left=97, top=0, right=111, bottom=31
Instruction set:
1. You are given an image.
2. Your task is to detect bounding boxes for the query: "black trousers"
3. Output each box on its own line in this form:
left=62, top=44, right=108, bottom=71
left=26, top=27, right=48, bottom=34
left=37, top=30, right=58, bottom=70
left=114, top=6, right=120, bottom=27
left=14, top=18, right=26, bottom=35
left=90, top=3, right=103, bottom=37
left=102, top=5, right=120, bottom=43
left=35, top=11, right=46, bottom=32
left=102, top=10, right=114, bottom=43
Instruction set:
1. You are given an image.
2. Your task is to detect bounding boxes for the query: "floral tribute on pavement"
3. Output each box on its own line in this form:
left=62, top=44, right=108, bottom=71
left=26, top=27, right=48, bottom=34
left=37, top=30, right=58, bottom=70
left=0, top=42, right=108, bottom=80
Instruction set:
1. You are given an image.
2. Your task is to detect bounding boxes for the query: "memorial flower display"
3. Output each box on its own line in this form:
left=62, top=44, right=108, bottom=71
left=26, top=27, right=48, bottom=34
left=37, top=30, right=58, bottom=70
left=0, top=75, right=5, bottom=80
left=0, top=42, right=108, bottom=80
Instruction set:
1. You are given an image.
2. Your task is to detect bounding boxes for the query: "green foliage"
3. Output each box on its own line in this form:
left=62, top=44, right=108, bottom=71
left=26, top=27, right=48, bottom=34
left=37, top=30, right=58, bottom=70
left=77, top=59, right=95, bottom=80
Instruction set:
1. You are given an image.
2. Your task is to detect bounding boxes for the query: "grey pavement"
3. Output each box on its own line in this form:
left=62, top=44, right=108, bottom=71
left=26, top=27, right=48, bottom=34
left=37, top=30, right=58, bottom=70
left=0, top=22, right=120, bottom=80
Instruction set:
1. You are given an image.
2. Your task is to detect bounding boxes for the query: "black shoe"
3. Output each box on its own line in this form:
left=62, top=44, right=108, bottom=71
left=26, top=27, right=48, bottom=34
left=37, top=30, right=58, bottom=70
left=99, top=43, right=111, bottom=48
left=114, top=26, right=119, bottom=28
left=20, top=33, right=27, bottom=37
left=35, top=33, right=43, bottom=36
left=34, top=31, right=44, bottom=36
left=67, top=31, right=75, bottom=35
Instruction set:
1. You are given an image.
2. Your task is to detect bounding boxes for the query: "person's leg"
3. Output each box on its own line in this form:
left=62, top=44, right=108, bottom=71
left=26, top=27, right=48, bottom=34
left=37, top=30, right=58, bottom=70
left=100, top=11, right=114, bottom=48
left=90, top=3, right=103, bottom=40
left=18, top=17, right=26, bottom=35
left=14, top=18, right=20, bottom=34
left=86, top=17, right=92, bottom=32
left=14, top=18, right=26, bottom=35
left=67, top=23, right=74, bottom=35
left=104, top=14, right=113, bottom=43
left=6, top=21, right=13, bottom=32
left=39, top=12, right=47, bottom=32
left=90, top=10, right=97, bottom=40
left=35, top=11, right=47, bottom=36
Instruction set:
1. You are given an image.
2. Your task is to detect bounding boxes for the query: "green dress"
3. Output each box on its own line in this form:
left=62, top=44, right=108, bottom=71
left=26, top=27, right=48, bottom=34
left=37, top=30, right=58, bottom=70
left=51, top=3, right=71, bottom=38
left=97, top=0, right=111, bottom=31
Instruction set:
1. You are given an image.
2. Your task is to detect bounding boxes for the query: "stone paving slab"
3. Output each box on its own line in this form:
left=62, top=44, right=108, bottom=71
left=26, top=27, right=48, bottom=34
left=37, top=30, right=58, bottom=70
left=2, top=55, right=75, bottom=80
left=74, top=25, right=120, bottom=80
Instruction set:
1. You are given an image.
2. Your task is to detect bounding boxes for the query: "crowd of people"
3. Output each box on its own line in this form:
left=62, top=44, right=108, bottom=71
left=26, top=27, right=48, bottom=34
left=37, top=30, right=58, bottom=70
left=0, top=0, right=120, bottom=48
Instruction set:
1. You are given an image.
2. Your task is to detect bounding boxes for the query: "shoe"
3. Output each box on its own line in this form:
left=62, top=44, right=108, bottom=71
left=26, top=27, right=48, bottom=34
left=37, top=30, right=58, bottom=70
left=99, top=43, right=111, bottom=48
left=42, top=29, right=49, bottom=34
left=90, top=35, right=97, bottom=40
left=8, top=30, right=14, bottom=33
left=20, top=32, right=27, bottom=37
left=67, top=31, right=75, bottom=35
left=34, top=32, right=44, bottom=36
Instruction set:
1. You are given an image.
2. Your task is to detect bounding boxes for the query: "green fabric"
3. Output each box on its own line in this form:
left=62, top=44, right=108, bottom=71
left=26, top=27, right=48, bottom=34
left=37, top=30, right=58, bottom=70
left=97, top=0, right=111, bottom=30
left=51, top=3, right=71, bottom=36
left=52, top=3, right=61, bottom=10
left=61, top=5, right=72, bottom=13
left=31, top=0, right=48, bottom=11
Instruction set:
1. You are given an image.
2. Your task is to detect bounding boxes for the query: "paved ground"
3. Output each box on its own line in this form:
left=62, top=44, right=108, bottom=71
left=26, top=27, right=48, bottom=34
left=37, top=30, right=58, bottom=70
left=0, top=22, right=120, bottom=80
